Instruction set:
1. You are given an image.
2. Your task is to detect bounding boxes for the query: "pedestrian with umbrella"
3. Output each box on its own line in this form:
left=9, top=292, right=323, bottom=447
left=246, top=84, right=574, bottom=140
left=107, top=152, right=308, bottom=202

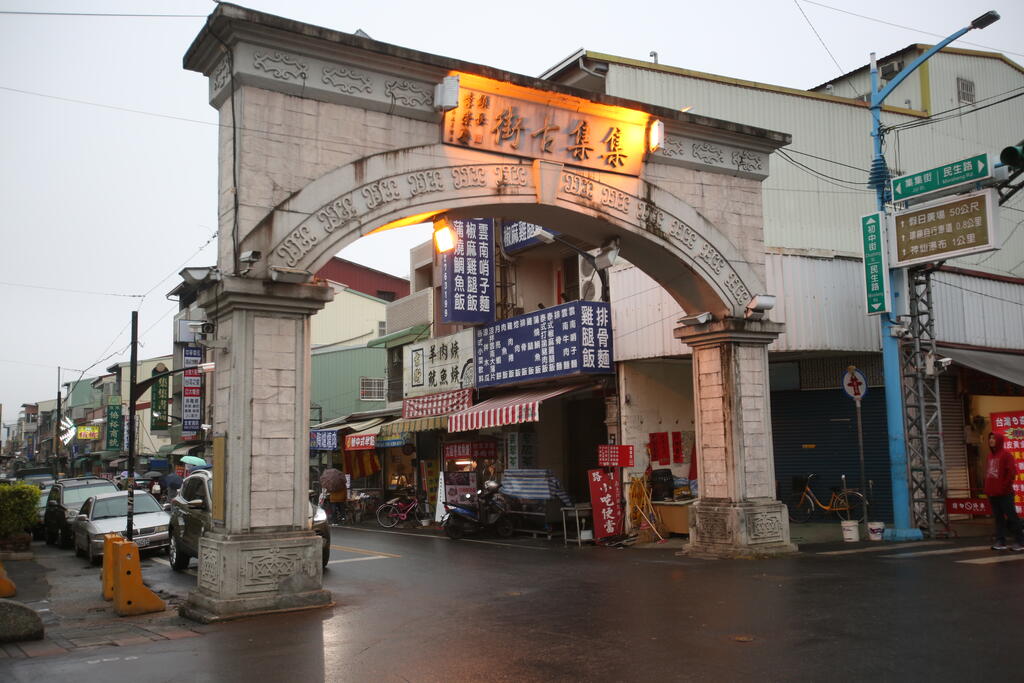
left=161, top=471, right=183, bottom=502
left=319, top=468, right=348, bottom=525
left=180, top=454, right=207, bottom=474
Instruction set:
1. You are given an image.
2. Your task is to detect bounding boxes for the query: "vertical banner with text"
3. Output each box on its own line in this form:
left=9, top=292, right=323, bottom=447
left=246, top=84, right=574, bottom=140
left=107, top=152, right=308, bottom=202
left=441, top=218, right=494, bottom=324
left=106, top=396, right=123, bottom=451
left=182, top=346, right=203, bottom=439
left=588, top=469, right=623, bottom=540
left=150, top=367, right=170, bottom=431
left=990, top=411, right=1024, bottom=515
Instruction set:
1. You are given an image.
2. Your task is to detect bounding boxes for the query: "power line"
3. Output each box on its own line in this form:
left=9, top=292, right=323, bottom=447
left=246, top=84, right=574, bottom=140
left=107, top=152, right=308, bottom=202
left=0, top=10, right=205, bottom=18
left=0, top=281, right=144, bottom=298
left=785, top=147, right=870, bottom=173
left=0, top=359, right=84, bottom=372
left=793, top=0, right=861, bottom=99
left=932, top=278, right=1024, bottom=307
left=778, top=150, right=870, bottom=185
left=800, top=0, right=1024, bottom=59
left=884, top=90, right=1024, bottom=134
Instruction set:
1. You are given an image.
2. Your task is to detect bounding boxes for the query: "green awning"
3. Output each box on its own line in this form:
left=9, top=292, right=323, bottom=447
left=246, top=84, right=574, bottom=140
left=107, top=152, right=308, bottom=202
left=366, top=324, right=430, bottom=349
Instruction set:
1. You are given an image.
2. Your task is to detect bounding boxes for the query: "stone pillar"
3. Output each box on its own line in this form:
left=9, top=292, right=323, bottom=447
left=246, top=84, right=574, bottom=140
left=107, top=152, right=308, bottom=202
left=180, top=275, right=334, bottom=623
left=674, top=318, right=796, bottom=557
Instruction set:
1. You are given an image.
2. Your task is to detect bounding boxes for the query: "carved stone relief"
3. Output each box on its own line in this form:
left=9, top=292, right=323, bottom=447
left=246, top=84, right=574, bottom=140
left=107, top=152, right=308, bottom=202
left=692, top=142, right=725, bottom=165
left=732, top=150, right=763, bottom=173
left=747, top=511, right=784, bottom=543
left=385, top=80, right=432, bottom=107
left=654, top=134, right=768, bottom=179
left=253, top=51, right=308, bottom=81
left=322, top=65, right=372, bottom=94
left=239, top=546, right=315, bottom=594
left=211, top=60, right=231, bottom=92
left=697, top=511, right=731, bottom=543
left=198, top=546, right=221, bottom=592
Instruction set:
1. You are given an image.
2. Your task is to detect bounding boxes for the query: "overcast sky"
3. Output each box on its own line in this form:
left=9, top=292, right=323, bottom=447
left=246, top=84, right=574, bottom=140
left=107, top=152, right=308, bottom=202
left=1, top=0, right=1021, bottom=432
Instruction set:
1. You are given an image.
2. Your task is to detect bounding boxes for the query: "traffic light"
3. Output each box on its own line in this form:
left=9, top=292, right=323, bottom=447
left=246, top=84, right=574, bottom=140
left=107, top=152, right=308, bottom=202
left=1001, top=143, right=1024, bottom=171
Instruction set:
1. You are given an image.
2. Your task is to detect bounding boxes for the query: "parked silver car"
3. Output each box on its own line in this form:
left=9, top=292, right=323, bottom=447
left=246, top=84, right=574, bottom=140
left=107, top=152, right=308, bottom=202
left=71, top=491, right=170, bottom=565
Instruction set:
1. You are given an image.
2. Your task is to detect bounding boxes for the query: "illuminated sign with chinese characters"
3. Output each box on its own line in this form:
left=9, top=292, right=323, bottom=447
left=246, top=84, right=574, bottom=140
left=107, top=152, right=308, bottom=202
left=443, top=76, right=648, bottom=177
left=475, top=301, right=613, bottom=388
left=441, top=218, right=494, bottom=324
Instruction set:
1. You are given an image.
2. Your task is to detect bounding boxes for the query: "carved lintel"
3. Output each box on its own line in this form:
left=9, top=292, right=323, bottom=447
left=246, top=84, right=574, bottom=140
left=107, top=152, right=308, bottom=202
left=385, top=80, right=432, bottom=107
left=254, top=51, right=308, bottom=81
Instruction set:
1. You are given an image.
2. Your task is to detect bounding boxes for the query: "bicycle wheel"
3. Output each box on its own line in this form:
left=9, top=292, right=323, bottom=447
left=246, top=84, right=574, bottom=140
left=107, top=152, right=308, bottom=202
left=834, top=491, right=866, bottom=522
left=414, top=502, right=431, bottom=525
left=376, top=503, right=400, bottom=528
left=787, top=491, right=814, bottom=523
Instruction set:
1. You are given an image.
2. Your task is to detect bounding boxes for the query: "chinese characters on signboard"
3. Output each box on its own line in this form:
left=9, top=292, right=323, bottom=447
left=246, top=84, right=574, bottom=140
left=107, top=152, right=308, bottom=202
left=892, top=189, right=997, bottom=267
left=106, top=397, right=122, bottom=451
left=76, top=425, right=100, bottom=441
left=345, top=433, right=377, bottom=451
left=588, top=469, right=622, bottom=540
left=443, top=441, right=498, bottom=461
left=597, top=444, right=634, bottom=468
left=182, top=346, right=203, bottom=438
left=309, top=430, right=338, bottom=451
left=475, top=301, right=613, bottom=388
left=945, top=498, right=992, bottom=516
left=443, top=87, right=646, bottom=177
left=441, top=218, right=494, bottom=324
left=404, top=330, right=474, bottom=398
left=991, top=411, right=1024, bottom=515
left=149, top=367, right=170, bottom=431
left=501, top=220, right=555, bottom=254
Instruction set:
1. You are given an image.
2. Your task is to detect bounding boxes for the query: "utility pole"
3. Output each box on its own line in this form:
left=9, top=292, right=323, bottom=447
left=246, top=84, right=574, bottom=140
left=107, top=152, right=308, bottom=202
left=54, top=366, right=61, bottom=480
left=867, top=10, right=1000, bottom=541
left=127, top=311, right=138, bottom=541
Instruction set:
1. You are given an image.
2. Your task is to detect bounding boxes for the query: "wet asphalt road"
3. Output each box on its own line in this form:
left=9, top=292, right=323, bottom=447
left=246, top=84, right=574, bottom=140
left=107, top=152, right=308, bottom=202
left=4, top=526, right=1022, bottom=682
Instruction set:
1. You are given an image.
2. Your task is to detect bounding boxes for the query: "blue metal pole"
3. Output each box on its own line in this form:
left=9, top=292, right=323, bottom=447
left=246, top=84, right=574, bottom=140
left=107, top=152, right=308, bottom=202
left=869, top=22, right=981, bottom=541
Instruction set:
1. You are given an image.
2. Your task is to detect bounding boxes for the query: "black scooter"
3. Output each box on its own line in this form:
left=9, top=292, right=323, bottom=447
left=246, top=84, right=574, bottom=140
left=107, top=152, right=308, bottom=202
left=442, top=480, right=514, bottom=539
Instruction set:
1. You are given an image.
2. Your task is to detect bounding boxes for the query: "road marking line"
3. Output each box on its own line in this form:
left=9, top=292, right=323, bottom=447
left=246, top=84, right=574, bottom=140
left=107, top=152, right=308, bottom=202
left=329, top=544, right=401, bottom=558
left=816, top=541, right=948, bottom=555
left=957, top=553, right=1024, bottom=565
left=150, top=556, right=197, bottom=575
left=341, top=525, right=548, bottom=550
left=328, top=556, right=391, bottom=565
left=883, top=545, right=990, bottom=558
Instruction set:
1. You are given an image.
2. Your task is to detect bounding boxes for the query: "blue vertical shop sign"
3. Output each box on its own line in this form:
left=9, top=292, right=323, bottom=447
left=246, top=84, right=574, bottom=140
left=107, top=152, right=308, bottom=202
left=475, top=301, right=613, bottom=388
left=441, top=218, right=495, bottom=324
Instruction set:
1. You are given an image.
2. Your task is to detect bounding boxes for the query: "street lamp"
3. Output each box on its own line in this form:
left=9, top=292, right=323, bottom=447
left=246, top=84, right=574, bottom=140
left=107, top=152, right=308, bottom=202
left=868, top=10, right=999, bottom=541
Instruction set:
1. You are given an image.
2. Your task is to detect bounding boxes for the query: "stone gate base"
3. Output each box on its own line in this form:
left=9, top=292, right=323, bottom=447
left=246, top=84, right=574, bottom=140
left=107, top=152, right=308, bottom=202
left=686, top=500, right=797, bottom=558
left=180, top=531, right=333, bottom=623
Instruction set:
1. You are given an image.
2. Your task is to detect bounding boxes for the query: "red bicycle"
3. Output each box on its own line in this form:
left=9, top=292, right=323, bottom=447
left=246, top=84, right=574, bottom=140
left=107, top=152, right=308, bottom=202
left=376, top=494, right=431, bottom=528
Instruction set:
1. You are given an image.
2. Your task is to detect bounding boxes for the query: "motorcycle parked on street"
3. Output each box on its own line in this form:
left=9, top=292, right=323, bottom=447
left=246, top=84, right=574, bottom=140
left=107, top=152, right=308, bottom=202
left=442, top=480, right=514, bottom=539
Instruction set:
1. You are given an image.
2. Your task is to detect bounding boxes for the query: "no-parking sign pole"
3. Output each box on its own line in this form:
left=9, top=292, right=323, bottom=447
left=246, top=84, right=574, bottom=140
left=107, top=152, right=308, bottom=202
left=842, top=365, right=869, bottom=506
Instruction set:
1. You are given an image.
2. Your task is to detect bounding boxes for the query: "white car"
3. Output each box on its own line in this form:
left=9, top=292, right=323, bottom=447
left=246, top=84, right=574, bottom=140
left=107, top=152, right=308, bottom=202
left=71, top=490, right=170, bottom=565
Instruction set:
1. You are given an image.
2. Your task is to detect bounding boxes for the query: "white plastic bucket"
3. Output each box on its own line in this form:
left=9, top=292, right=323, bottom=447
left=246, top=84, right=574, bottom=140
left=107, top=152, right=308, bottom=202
left=840, top=519, right=860, bottom=542
left=580, top=529, right=594, bottom=541
left=867, top=521, right=885, bottom=541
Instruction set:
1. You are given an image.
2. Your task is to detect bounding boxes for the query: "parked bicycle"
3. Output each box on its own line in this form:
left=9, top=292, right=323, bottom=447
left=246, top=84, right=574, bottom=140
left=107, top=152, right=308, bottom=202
left=376, top=490, right=431, bottom=528
left=787, top=473, right=866, bottom=523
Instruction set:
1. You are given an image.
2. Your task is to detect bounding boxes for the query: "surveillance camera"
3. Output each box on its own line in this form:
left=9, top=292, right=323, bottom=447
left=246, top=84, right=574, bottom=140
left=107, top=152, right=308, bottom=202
left=187, top=321, right=215, bottom=335
left=937, top=357, right=952, bottom=369
left=240, top=250, right=261, bottom=264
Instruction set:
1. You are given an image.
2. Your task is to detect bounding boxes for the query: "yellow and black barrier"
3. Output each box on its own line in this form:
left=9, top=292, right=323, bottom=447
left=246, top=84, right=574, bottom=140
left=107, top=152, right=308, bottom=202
left=0, top=560, right=16, bottom=597
left=101, top=532, right=166, bottom=616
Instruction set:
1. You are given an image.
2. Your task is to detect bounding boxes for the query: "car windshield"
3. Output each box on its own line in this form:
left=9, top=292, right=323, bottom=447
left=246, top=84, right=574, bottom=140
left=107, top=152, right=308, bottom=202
left=62, top=482, right=117, bottom=505
left=91, top=494, right=161, bottom=520
left=37, top=489, right=51, bottom=508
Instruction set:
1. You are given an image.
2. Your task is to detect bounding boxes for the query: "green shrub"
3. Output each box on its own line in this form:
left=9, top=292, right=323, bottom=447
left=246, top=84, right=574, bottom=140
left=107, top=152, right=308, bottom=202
left=0, top=483, right=40, bottom=537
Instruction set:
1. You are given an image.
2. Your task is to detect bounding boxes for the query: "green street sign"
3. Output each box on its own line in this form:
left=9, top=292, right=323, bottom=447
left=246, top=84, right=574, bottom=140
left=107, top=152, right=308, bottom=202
left=891, top=153, right=992, bottom=201
left=861, top=212, right=890, bottom=315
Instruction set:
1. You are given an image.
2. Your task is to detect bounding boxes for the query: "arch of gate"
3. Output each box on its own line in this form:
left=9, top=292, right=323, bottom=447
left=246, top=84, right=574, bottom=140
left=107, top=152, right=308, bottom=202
left=243, top=144, right=761, bottom=319
left=179, top=3, right=796, bottom=623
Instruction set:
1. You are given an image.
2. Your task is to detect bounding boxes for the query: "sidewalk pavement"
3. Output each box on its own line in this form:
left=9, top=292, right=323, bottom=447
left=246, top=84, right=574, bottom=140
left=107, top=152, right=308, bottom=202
left=0, top=544, right=206, bottom=661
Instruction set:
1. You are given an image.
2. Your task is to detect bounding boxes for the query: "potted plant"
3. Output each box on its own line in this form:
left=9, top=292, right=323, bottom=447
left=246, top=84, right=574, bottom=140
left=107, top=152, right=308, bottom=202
left=0, top=483, right=40, bottom=553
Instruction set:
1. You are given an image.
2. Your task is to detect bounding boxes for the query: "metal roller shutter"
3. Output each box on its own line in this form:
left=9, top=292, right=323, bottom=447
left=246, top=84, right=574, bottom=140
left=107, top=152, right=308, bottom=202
left=771, top=389, right=894, bottom=523
left=940, top=374, right=970, bottom=498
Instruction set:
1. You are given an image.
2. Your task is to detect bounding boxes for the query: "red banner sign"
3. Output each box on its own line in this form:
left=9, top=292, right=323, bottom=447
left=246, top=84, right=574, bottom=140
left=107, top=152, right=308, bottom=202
left=650, top=432, right=670, bottom=466
left=345, top=433, right=377, bottom=451
left=588, top=469, right=622, bottom=540
left=443, top=441, right=498, bottom=461
left=597, top=444, right=635, bottom=468
left=991, top=411, right=1024, bottom=515
left=402, top=388, right=473, bottom=419
left=946, top=498, right=992, bottom=516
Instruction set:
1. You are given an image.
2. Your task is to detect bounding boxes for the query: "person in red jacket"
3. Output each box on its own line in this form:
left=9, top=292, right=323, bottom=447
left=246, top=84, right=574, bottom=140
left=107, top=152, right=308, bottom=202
left=984, top=432, right=1023, bottom=551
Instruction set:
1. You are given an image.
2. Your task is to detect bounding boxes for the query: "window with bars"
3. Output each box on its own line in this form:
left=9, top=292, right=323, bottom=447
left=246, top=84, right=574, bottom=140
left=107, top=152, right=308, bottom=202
left=377, top=320, right=387, bottom=337
left=360, top=377, right=386, bottom=401
left=956, top=77, right=975, bottom=104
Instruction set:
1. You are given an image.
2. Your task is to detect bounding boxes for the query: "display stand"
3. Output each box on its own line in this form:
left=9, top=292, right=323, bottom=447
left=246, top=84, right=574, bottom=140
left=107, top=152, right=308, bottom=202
left=562, top=503, right=593, bottom=547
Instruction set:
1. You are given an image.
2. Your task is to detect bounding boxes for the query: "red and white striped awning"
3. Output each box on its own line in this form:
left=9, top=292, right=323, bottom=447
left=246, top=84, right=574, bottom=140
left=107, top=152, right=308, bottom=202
left=448, top=386, right=577, bottom=433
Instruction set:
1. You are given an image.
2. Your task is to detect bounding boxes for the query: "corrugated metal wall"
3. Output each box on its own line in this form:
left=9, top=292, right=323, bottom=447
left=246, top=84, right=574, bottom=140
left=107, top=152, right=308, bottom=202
left=933, top=271, right=1024, bottom=350
left=941, top=374, right=970, bottom=498
left=771, top=389, right=894, bottom=523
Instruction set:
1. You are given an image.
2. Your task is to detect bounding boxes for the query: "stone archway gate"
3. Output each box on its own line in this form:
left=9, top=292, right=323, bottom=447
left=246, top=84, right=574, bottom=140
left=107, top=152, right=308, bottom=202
left=181, top=4, right=794, bottom=621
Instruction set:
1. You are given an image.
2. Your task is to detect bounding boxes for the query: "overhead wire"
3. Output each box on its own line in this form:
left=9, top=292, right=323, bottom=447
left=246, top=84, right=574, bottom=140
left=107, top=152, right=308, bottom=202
left=793, top=0, right=861, bottom=99
left=0, top=281, right=144, bottom=298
